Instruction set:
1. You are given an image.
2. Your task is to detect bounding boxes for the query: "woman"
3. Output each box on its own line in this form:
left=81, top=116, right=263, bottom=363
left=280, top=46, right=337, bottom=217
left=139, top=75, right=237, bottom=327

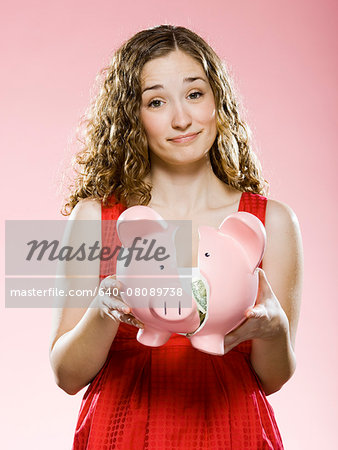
left=50, top=25, right=303, bottom=449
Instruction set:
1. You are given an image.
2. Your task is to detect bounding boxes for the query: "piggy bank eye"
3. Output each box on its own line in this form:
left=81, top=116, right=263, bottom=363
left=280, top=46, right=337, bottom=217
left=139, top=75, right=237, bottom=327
left=205, top=252, right=210, bottom=257
left=160, top=265, right=164, bottom=270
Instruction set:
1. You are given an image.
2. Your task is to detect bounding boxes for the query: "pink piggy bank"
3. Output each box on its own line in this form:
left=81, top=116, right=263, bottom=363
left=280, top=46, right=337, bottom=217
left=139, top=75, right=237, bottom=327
left=115, top=206, right=266, bottom=356
left=187, top=212, right=266, bottom=355
left=115, top=206, right=201, bottom=347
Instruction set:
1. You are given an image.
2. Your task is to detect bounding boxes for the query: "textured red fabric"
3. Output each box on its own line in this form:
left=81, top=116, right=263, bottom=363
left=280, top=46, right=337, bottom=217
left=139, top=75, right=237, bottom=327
left=72, top=192, right=284, bottom=449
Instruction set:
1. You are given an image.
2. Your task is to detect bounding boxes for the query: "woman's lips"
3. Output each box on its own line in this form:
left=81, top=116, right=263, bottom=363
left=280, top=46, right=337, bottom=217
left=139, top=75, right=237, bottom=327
left=168, top=132, right=200, bottom=144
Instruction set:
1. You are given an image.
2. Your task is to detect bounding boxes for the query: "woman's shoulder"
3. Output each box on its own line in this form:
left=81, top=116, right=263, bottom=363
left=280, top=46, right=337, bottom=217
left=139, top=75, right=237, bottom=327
left=68, top=198, right=102, bottom=221
left=265, top=198, right=300, bottom=229
left=264, top=198, right=302, bottom=248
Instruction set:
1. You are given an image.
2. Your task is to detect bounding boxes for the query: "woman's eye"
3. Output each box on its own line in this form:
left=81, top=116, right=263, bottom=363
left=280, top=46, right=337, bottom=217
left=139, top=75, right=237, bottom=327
left=188, top=91, right=203, bottom=100
left=148, top=99, right=164, bottom=108
left=147, top=91, right=203, bottom=108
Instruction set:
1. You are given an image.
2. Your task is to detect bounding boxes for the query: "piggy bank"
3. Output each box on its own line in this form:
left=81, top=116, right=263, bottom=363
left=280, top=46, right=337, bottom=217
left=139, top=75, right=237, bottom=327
left=115, top=206, right=266, bottom=355
left=115, top=206, right=201, bottom=347
left=187, top=212, right=266, bottom=355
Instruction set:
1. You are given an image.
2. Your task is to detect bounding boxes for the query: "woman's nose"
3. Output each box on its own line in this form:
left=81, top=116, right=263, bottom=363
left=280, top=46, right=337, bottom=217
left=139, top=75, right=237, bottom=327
left=171, top=102, right=192, bottom=129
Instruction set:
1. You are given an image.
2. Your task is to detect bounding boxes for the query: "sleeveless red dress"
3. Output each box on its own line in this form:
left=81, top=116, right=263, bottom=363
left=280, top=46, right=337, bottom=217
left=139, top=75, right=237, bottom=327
left=72, top=192, right=284, bottom=449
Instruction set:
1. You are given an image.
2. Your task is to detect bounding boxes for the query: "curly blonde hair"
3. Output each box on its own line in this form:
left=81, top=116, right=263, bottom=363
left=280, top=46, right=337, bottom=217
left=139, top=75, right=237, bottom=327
left=62, top=24, right=268, bottom=215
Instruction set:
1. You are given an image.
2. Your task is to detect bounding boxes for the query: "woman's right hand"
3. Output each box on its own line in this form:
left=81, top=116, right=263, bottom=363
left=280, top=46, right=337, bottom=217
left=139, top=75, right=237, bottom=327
left=95, top=275, right=145, bottom=329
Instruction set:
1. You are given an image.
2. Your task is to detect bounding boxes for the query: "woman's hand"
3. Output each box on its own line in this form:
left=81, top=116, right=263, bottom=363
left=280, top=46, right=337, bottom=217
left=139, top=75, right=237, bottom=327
left=223, top=268, right=289, bottom=354
left=96, top=275, right=145, bottom=329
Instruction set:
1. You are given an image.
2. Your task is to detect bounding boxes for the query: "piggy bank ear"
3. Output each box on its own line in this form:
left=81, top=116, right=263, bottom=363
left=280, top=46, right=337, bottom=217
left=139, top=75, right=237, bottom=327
left=219, top=212, right=266, bottom=271
left=117, top=206, right=169, bottom=247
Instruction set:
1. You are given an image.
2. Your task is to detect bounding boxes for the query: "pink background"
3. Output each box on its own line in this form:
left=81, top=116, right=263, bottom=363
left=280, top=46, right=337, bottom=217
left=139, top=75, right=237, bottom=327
left=1, top=0, right=337, bottom=448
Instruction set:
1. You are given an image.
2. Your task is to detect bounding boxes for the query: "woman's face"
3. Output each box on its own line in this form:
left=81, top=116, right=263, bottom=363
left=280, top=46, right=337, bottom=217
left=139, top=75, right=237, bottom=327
left=139, top=50, right=217, bottom=165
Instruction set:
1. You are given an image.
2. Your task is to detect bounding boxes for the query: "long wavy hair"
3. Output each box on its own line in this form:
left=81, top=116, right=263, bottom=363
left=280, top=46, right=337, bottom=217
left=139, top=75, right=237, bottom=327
left=62, top=24, right=268, bottom=215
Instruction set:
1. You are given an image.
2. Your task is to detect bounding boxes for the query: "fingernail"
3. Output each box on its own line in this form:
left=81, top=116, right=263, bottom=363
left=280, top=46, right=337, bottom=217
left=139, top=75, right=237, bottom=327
left=123, top=307, right=130, bottom=313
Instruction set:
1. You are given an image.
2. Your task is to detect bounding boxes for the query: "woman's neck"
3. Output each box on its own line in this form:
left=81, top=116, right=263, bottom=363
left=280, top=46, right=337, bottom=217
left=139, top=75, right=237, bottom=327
left=144, top=156, right=238, bottom=216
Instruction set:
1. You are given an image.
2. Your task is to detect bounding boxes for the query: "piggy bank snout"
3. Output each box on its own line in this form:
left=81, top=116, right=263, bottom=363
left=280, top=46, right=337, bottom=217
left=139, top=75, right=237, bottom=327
left=152, top=298, right=195, bottom=321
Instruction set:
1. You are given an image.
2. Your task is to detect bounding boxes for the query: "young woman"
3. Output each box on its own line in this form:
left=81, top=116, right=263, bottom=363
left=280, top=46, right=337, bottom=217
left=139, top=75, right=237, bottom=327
left=49, top=25, right=303, bottom=449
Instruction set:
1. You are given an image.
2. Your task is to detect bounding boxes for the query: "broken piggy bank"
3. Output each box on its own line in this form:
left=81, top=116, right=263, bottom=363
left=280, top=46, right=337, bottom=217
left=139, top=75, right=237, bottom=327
left=115, top=206, right=266, bottom=355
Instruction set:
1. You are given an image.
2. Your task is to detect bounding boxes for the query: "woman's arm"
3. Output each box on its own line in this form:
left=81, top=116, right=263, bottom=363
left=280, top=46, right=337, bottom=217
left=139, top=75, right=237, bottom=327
left=49, top=298, right=120, bottom=395
left=223, top=199, right=304, bottom=395
left=49, top=199, right=121, bottom=395
left=252, top=199, right=303, bottom=394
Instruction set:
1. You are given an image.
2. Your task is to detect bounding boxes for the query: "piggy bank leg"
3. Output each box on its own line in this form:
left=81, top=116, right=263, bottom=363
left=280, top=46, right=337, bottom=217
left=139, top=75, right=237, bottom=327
left=136, top=327, right=172, bottom=347
left=189, top=333, right=225, bottom=356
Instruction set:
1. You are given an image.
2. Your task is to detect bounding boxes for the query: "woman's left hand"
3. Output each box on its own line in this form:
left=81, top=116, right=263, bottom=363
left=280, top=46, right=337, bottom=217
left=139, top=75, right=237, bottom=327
left=223, top=268, right=290, bottom=354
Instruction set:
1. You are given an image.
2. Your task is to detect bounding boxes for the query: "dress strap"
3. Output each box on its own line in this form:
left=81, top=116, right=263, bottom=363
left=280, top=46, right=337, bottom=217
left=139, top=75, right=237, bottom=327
left=238, top=192, right=267, bottom=226
left=100, top=195, right=127, bottom=280
left=238, top=192, right=267, bottom=269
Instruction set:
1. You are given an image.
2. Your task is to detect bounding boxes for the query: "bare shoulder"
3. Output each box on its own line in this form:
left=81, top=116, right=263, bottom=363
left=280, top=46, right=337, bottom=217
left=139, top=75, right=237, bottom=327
left=69, top=198, right=101, bottom=221
left=263, top=198, right=303, bottom=273
left=265, top=198, right=301, bottom=233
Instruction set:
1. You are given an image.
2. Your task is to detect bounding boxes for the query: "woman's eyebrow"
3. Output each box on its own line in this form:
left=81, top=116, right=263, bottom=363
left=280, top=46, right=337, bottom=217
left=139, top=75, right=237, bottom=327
left=142, top=76, right=207, bottom=94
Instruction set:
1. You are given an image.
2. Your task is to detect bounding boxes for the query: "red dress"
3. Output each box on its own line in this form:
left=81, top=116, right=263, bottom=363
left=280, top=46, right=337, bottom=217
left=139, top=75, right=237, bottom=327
left=72, top=192, right=284, bottom=449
